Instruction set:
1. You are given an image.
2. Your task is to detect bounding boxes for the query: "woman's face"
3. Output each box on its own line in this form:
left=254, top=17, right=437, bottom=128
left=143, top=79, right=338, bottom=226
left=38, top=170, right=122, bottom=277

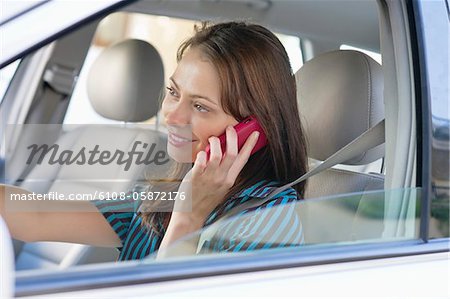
left=162, top=48, right=238, bottom=163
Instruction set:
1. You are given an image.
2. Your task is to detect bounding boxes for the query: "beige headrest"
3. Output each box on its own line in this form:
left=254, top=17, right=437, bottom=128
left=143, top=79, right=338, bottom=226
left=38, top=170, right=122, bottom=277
left=87, top=39, right=164, bottom=122
left=296, top=50, right=384, bottom=165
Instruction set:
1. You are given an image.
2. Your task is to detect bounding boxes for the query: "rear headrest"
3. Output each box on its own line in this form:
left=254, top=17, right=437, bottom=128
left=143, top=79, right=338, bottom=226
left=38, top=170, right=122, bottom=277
left=296, top=50, right=384, bottom=165
left=87, top=39, right=164, bottom=122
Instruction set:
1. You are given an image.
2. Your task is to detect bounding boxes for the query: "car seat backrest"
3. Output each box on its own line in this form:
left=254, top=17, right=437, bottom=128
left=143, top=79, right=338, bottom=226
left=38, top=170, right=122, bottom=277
left=297, top=50, right=384, bottom=166
left=87, top=39, right=164, bottom=122
left=295, top=50, right=385, bottom=243
left=295, top=50, right=385, bottom=200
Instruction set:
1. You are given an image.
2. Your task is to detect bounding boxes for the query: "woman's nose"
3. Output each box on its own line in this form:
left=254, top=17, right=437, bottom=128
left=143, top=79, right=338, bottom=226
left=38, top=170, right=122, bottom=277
left=165, top=100, right=191, bottom=125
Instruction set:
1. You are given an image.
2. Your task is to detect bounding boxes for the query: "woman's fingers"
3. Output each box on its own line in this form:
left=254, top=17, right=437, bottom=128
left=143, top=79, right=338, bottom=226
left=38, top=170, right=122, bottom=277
left=192, top=151, right=207, bottom=176
left=207, top=136, right=222, bottom=168
left=220, top=126, right=239, bottom=170
left=227, top=131, right=260, bottom=182
left=199, top=128, right=259, bottom=189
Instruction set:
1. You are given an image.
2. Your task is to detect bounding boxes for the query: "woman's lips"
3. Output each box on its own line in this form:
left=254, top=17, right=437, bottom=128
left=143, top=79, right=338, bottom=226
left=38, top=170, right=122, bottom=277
left=168, top=132, right=196, bottom=147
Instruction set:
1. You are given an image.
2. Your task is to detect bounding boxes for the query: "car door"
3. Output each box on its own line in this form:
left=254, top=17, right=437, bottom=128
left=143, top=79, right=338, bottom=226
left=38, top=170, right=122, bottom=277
left=1, top=0, right=448, bottom=298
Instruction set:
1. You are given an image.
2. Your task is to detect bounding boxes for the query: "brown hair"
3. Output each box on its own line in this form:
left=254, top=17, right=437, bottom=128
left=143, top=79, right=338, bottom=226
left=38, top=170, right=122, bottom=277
left=141, top=21, right=308, bottom=233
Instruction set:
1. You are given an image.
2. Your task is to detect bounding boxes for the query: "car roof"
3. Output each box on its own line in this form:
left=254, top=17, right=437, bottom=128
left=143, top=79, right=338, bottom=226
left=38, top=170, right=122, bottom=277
left=0, top=0, right=133, bottom=68
left=125, top=0, right=379, bottom=50
left=0, top=0, right=379, bottom=68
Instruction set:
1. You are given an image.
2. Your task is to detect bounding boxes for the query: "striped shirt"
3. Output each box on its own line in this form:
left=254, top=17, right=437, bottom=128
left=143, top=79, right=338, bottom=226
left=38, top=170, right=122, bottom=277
left=92, top=180, right=304, bottom=261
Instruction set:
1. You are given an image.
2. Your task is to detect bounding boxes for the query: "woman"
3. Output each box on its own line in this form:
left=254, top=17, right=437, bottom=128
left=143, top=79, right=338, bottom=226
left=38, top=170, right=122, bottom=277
left=0, top=21, right=308, bottom=260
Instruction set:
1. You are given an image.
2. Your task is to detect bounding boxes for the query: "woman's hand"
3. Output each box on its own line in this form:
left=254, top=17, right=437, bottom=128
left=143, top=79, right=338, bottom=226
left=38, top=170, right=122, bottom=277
left=159, top=126, right=260, bottom=250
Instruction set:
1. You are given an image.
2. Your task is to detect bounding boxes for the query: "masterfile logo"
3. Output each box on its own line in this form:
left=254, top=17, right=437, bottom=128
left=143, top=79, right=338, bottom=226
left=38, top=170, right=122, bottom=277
left=26, top=141, right=169, bottom=171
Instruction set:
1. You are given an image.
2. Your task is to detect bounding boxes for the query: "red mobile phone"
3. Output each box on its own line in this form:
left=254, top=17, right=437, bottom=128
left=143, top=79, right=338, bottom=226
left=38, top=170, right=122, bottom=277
left=204, top=115, right=268, bottom=160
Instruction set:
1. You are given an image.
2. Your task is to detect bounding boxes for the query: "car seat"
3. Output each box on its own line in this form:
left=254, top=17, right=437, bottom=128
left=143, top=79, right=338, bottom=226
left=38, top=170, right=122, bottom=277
left=295, top=50, right=385, bottom=243
left=15, top=39, right=166, bottom=270
left=297, top=50, right=385, bottom=199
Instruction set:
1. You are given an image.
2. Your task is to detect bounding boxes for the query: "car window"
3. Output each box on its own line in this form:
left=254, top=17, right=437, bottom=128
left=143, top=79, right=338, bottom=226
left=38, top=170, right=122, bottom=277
left=9, top=2, right=388, bottom=272
left=5, top=1, right=449, bottom=297
left=0, top=59, right=21, bottom=105
left=340, top=44, right=382, bottom=64
left=418, top=0, right=450, bottom=239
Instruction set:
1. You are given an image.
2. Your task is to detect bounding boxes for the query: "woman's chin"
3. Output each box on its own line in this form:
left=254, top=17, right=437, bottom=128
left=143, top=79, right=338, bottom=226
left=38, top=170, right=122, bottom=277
left=167, top=145, right=195, bottom=163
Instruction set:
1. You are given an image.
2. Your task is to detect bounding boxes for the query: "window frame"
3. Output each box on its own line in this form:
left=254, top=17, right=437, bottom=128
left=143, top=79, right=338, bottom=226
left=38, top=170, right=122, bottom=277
left=0, top=59, right=21, bottom=106
left=14, top=238, right=449, bottom=297
left=410, top=0, right=450, bottom=241
left=408, top=0, right=432, bottom=243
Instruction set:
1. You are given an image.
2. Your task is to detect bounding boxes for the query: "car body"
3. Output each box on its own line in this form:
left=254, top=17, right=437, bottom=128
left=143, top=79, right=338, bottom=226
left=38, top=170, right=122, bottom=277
left=0, top=0, right=449, bottom=298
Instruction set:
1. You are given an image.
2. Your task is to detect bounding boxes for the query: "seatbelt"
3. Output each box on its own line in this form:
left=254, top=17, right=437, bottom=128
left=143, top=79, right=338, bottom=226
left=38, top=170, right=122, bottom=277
left=197, top=119, right=385, bottom=253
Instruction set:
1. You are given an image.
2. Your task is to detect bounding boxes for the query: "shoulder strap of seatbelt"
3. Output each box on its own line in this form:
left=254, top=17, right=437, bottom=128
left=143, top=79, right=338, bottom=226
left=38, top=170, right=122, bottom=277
left=226, top=119, right=385, bottom=219
left=197, top=119, right=385, bottom=252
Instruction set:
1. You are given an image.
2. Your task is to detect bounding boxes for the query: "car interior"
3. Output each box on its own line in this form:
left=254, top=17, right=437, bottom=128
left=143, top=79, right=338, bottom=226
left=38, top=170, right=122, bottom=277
left=0, top=0, right=422, bottom=273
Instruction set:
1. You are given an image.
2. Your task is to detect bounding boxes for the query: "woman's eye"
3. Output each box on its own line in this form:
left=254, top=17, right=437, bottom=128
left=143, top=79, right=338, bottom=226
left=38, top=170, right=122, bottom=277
left=166, top=86, right=177, bottom=97
left=194, top=103, right=209, bottom=113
